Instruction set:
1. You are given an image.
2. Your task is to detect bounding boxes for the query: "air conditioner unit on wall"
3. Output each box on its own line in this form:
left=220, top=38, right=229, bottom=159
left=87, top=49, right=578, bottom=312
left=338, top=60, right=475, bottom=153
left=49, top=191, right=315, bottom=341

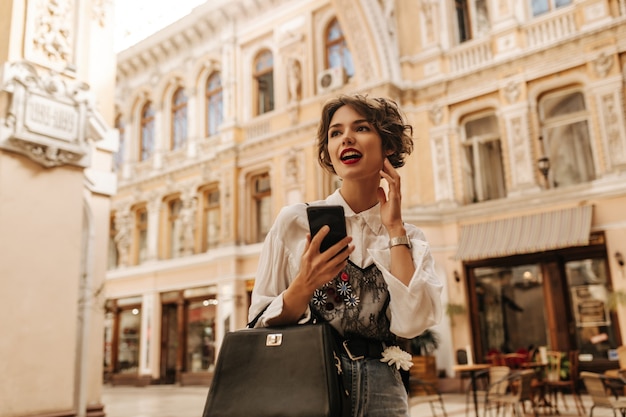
left=317, top=67, right=346, bottom=93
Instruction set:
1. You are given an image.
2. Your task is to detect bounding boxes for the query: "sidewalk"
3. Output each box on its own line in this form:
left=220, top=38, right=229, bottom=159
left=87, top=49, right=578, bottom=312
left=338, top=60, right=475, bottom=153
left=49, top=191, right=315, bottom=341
left=101, top=384, right=592, bottom=417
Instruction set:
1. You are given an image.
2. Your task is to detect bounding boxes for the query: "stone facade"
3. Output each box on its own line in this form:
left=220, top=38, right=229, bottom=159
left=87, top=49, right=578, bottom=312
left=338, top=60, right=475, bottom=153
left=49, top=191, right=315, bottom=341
left=107, top=0, right=626, bottom=385
left=0, top=0, right=116, bottom=415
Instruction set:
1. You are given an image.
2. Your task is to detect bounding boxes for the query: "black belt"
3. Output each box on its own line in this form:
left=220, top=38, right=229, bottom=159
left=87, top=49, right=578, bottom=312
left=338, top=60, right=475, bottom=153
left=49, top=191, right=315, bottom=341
left=342, top=338, right=385, bottom=360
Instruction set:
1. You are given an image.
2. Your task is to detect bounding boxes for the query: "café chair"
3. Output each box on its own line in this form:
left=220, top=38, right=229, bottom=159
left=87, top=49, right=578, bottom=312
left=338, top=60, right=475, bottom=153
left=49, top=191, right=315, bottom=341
left=409, top=378, right=448, bottom=417
left=484, top=369, right=537, bottom=417
left=478, top=366, right=511, bottom=417
left=580, top=371, right=626, bottom=417
left=543, top=350, right=585, bottom=415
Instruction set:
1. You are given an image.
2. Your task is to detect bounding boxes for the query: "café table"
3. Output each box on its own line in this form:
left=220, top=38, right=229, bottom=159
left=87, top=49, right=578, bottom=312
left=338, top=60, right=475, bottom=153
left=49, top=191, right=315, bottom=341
left=454, top=363, right=491, bottom=417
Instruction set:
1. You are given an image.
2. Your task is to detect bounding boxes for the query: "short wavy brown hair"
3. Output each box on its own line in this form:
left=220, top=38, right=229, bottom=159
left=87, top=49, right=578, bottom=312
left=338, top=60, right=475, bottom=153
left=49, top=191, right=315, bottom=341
left=316, top=94, right=414, bottom=175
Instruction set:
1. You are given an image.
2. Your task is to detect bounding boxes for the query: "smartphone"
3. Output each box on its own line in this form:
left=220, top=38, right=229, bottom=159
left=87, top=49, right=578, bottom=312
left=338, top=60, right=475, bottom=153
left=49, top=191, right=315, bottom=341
left=306, top=205, right=347, bottom=253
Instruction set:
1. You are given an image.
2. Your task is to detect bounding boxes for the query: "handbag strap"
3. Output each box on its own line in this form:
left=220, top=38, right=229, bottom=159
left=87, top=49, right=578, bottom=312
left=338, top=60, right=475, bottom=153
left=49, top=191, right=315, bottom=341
left=247, top=305, right=268, bottom=328
left=247, top=303, right=324, bottom=328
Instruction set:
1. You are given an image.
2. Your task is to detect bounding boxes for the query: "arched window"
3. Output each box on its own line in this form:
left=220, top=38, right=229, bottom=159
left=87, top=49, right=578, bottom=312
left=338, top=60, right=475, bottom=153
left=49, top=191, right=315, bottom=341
left=325, top=18, right=354, bottom=78
left=540, top=89, right=594, bottom=187
left=140, top=102, right=155, bottom=161
left=171, top=88, right=188, bottom=150
left=113, top=115, right=125, bottom=171
left=254, top=50, right=274, bottom=115
left=206, top=72, right=223, bottom=137
left=461, top=113, right=506, bottom=203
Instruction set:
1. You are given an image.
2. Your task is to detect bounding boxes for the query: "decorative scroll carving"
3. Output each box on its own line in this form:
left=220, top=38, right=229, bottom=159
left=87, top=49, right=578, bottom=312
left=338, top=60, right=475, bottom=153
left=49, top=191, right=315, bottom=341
left=93, top=0, right=112, bottom=27
left=114, top=210, right=132, bottom=268
left=504, top=81, right=520, bottom=104
left=0, top=61, right=108, bottom=168
left=179, top=190, right=198, bottom=257
left=593, top=52, right=613, bottom=78
left=429, top=104, right=443, bottom=126
left=599, top=92, right=626, bottom=168
left=32, top=0, right=74, bottom=65
left=431, top=133, right=453, bottom=201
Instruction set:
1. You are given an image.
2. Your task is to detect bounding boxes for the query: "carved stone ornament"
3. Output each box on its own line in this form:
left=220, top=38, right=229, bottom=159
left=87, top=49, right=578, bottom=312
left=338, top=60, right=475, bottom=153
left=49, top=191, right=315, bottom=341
left=593, top=52, right=613, bottom=78
left=0, top=61, right=109, bottom=168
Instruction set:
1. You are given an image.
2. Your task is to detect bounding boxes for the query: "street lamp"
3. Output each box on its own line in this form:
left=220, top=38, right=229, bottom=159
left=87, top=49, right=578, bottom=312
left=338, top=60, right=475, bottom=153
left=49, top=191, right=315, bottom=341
left=537, top=156, right=550, bottom=188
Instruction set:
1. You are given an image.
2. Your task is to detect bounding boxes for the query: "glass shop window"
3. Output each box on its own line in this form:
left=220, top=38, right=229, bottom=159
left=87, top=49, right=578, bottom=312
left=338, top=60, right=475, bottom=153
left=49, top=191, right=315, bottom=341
left=117, top=307, right=141, bottom=373
left=566, top=258, right=617, bottom=359
left=476, top=264, right=549, bottom=358
left=186, top=299, right=217, bottom=372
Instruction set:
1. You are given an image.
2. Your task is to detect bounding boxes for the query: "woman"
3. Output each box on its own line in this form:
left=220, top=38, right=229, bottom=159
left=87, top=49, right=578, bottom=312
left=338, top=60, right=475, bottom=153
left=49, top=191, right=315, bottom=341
left=249, top=94, right=443, bottom=416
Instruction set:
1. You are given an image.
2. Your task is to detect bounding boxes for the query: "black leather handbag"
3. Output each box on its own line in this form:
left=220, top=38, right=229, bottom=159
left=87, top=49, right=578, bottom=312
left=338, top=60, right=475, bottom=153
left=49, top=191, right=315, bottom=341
left=202, top=318, right=350, bottom=417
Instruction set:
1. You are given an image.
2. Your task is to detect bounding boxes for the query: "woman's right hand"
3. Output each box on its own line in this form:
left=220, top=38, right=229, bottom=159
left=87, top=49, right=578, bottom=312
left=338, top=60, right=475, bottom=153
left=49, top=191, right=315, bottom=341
left=272, top=226, right=353, bottom=326
left=299, top=225, right=354, bottom=291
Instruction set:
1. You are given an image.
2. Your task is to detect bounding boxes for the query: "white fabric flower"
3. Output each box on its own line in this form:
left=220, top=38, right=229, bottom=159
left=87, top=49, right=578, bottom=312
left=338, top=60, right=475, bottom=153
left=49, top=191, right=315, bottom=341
left=380, top=346, right=413, bottom=371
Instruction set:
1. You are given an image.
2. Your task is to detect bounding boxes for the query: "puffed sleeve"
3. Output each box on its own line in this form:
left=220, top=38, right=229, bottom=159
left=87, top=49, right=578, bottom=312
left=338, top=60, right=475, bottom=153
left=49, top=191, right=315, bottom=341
left=368, top=227, right=443, bottom=339
left=248, top=204, right=311, bottom=327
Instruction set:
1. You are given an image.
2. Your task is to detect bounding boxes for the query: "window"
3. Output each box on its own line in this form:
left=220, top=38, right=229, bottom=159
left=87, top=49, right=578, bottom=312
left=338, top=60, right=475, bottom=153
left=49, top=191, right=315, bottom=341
left=168, top=198, right=183, bottom=258
left=113, top=115, right=125, bottom=171
left=455, top=0, right=471, bottom=43
left=254, top=50, right=274, bottom=115
left=530, top=0, right=572, bottom=17
left=252, top=173, right=271, bottom=243
left=454, top=0, right=491, bottom=43
left=108, top=215, right=118, bottom=269
left=461, top=114, right=506, bottom=203
left=140, top=102, right=155, bottom=161
left=202, top=188, right=220, bottom=251
left=325, top=18, right=354, bottom=77
left=135, top=206, right=148, bottom=264
left=171, top=88, right=188, bottom=150
left=540, top=90, right=595, bottom=187
left=206, top=72, right=223, bottom=137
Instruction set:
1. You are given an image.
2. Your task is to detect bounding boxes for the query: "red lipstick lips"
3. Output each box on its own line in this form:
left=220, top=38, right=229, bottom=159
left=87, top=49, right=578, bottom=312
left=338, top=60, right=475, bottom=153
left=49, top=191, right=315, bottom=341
left=340, top=148, right=362, bottom=164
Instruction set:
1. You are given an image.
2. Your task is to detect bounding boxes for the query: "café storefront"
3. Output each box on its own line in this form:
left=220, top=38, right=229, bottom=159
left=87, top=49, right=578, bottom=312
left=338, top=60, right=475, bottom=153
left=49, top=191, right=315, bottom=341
left=457, top=205, right=622, bottom=372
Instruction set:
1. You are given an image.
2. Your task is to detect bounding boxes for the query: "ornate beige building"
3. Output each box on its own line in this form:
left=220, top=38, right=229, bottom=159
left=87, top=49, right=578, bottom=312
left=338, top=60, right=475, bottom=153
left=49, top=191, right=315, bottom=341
left=0, top=0, right=116, bottom=416
left=107, top=0, right=626, bottom=386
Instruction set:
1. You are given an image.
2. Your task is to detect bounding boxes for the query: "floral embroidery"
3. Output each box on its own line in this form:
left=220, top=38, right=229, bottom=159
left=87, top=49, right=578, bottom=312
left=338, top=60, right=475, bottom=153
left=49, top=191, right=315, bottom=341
left=337, top=281, right=352, bottom=296
left=345, top=294, right=360, bottom=307
left=310, top=261, right=394, bottom=342
left=312, top=289, right=327, bottom=306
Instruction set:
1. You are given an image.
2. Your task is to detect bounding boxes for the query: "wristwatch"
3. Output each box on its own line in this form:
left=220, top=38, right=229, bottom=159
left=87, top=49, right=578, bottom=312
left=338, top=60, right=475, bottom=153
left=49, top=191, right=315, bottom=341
left=389, top=235, right=412, bottom=249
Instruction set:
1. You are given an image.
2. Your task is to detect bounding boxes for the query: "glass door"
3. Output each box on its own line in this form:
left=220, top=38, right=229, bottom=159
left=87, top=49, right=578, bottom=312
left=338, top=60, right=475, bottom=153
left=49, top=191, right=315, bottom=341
left=475, top=264, right=549, bottom=359
left=565, top=258, right=617, bottom=358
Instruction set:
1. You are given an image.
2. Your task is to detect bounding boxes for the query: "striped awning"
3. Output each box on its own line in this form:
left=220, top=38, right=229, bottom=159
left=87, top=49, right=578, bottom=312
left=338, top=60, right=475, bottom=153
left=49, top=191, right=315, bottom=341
left=455, top=205, right=593, bottom=261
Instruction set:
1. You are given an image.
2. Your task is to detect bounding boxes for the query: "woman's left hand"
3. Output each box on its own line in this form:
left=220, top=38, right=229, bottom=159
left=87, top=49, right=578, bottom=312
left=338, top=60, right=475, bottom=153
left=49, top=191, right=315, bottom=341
left=377, top=158, right=405, bottom=235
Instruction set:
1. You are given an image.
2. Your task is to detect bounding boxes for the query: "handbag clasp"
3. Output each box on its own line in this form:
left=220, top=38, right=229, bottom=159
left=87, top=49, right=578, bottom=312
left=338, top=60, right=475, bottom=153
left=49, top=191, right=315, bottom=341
left=266, top=333, right=283, bottom=346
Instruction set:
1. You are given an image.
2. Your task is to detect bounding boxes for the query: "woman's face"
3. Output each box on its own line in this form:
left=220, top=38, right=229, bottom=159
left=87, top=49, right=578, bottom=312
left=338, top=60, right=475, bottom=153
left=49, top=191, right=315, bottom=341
left=327, top=105, right=385, bottom=182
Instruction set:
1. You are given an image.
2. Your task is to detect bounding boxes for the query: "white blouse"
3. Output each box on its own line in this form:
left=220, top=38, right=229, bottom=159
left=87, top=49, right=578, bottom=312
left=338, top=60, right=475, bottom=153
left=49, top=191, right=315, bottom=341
left=249, top=190, right=443, bottom=339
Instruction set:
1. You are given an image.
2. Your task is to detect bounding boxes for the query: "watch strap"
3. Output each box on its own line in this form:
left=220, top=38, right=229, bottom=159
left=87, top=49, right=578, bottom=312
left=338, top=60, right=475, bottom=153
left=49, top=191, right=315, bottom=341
left=389, top=235, right=411, bottom=249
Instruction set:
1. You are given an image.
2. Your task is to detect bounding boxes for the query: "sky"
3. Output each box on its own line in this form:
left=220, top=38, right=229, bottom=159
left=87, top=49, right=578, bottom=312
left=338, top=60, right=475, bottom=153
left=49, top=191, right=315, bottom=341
left=114, top=0, right=208, bottom=52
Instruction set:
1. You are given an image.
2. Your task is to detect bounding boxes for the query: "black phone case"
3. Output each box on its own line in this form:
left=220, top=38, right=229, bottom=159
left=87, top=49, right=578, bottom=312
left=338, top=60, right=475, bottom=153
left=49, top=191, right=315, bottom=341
left=306, top=205, right=347, bottom=252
